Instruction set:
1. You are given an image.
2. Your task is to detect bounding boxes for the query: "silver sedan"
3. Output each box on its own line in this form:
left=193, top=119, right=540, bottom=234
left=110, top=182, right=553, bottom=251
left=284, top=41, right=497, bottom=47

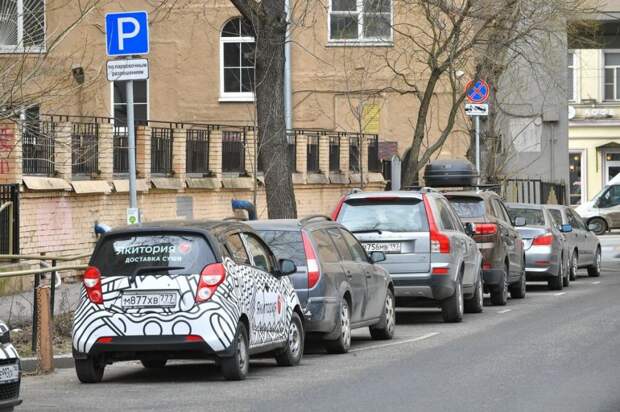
left=506, top=203, right=570, bottom=290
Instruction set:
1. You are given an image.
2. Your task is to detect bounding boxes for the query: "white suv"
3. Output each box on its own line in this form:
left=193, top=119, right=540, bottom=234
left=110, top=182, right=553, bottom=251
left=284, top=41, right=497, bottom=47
left=72, top=221, right=304, bottom=382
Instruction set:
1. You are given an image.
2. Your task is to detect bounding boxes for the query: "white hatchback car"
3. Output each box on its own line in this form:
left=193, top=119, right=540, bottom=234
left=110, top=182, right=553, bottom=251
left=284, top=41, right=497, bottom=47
left=0, top=321, right=21, bottom=411
left=72, top=221, right=304, bottom=382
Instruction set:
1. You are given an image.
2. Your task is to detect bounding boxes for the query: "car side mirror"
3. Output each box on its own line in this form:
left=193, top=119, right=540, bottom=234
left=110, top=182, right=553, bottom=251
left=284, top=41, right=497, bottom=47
left=464, top=222, right=475, bottom=237
left=278, top=259, right=297, bottom=276
left=560, top=224, right=573, bottom=233
left=369, top=251, right=386, bottom=264
left=514, top=217, right=526, bottom=227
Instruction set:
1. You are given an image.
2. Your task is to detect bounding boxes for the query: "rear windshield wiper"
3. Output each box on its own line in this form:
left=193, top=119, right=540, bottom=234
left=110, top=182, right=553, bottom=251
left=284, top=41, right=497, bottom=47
left=352, top=229, right=383, bottom=234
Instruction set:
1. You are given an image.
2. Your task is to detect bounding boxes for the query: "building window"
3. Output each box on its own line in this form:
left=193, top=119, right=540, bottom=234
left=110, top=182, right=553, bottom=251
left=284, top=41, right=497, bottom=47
left=569, top=150, right=585, bottom=206
left=329, top=0, right=392, bottom=43
left=603, top=52, right=620, bottom=101
left=604, top=150, right=620, bottom=183
left=112, top=80, right=148, bottom=126
left=220, top=17, right=255, bottom=102
left=0, top=0, right=45, bottom=52
left=568, top=52, right=576, bottom=102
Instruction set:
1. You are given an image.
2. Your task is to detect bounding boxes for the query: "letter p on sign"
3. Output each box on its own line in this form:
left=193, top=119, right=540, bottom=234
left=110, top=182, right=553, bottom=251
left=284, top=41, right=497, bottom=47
left=106, top=11, right=149, bottom=56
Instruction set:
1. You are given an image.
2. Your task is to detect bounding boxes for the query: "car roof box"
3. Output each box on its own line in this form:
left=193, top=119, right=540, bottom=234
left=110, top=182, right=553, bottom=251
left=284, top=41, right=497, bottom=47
left=423, top=159, right=477, bottom=188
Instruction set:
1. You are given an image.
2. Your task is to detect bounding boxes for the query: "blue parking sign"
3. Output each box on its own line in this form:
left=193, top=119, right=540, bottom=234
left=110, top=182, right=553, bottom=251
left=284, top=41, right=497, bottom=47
left=106, top=11, right=149, bottom=56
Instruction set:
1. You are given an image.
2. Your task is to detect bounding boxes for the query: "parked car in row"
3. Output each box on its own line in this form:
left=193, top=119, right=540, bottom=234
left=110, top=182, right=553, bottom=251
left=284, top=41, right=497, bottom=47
left=546, top=205, right=601, bottom=279
left=248, top=216, right=395, bottom=353
left=0, top=321, right=21, bottom=411
left=505, top=203, right=570, bottom=290
left=444, top=191, right=527, bottom=305
left=575, top=173, right=620, bottom=235
left=332, top=190, right=484, bottom=323
left=72, top=221, right=304, bottom=382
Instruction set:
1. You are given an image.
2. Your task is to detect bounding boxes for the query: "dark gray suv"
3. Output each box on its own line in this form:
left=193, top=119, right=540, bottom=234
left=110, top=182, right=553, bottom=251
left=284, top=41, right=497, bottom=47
left=248, top=217, right=395, bottom=354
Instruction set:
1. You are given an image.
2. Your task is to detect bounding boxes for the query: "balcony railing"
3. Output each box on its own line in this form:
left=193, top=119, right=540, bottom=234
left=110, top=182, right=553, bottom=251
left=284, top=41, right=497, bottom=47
left=186, top=128, right=210, bottom=175
left=151, top=127, right=173, bottom=175
left=22, top=121, right=55, bottom=176
left=71, top=123, right=99, bottom=176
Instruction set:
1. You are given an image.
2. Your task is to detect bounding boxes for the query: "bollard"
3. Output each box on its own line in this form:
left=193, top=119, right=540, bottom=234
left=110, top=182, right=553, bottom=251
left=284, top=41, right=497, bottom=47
left=36, top=286, right=54, bottom=374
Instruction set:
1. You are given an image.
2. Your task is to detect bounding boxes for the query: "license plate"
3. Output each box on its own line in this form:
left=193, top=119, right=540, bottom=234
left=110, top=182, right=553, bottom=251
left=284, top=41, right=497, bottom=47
left=0, top=363, right=19, bottom=383
left=121, top=291, right=178, bottom=309
left=363, top=242, right=401, bottom=253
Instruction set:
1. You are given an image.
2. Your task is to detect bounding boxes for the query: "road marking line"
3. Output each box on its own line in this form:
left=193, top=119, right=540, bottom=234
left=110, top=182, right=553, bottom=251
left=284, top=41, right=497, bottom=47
left=350, top=332, right=440, bottom=353
left=554, top=292, right=566, bottom=296
left=497, top=309, right=512, bottom=314
left=592, top=281, right=601, bottom=285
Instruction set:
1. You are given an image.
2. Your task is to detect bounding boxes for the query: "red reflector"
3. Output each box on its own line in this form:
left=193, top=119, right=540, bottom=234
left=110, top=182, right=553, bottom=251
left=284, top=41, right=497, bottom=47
left=482, top=262, right=492, bottom=270
left=431, top=267, right=449, bottom=275
left=475, top=223, right=497, bottom=235
left=532, top=234, right=553, bottom=246
left=535, top=260, right=550, bottom=265
left=185, top=335, right=203, bottom=342
left=96, top=337, right=113, bottom=344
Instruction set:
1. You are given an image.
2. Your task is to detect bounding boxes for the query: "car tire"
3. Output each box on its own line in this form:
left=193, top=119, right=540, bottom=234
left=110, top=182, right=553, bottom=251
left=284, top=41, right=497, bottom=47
left=588, top=217, right=607, bottom=236
left=275, top=312, right=304, bottom=366
left=441, top=278, right=464, bottom=323
left=569, top=251, right=578, bottom=281
left=490, top=265, right=509, bottom=306
left=369, top=289, right=396, bottom=340
left=548, top=261, right=564, bottom=291
left=510, top=270, right=527, bottom=299
left=464, top=275, right=484, bottom=313
left=75, top=356, right=105, bottom=384
left=140, top=359, right=167, bottom=369
left=563, top=255, right=571, bottom=287
left=221, top=322, right=250, bottom=381
left=588, top=247, right=602, bottom=277
left=324, top=298, right=352, bottom=354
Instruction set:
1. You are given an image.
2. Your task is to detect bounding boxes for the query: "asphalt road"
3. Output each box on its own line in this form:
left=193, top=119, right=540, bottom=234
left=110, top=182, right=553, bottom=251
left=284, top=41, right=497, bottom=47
left=21, top=235, right=620, bottom=412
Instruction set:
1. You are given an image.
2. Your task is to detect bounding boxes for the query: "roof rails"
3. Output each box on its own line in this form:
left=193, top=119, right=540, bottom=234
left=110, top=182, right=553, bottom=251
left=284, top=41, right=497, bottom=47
left=299, top=215, right=332, bottom=225
left=403, top=186, right=438, bottom=193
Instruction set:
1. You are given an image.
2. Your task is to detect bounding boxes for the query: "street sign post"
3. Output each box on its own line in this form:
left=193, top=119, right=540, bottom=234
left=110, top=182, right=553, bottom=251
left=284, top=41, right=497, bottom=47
left=465, top=80, right=490, bottom=181
left=105, top=11, right=149, bottom=224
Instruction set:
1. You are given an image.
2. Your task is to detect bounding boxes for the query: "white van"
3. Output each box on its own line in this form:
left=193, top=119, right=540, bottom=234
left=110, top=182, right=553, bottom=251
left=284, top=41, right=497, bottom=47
left=575, top=174, right=620, bottom=235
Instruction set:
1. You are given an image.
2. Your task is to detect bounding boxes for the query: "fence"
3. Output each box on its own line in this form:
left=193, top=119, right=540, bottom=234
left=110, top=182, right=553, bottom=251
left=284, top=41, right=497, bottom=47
left=0, top=184, right=19, bottom=255
left=186, top=128, right=210, bottom=175
left=329, top=135, right=340, bottom=172
left=71, top=123, right=99, bottom=176
left=307, top=134, right=320, bottom=173
left=113, top=126, right=129, bottom=174
left=501, top=179, right=568, bottom=205
left=151, top=127, right=173, bottom=175
left=287, top=133, right=297, bottom=172
left=222, top=130, right=246, bottom=174
left=22, top=121, right=55, bottom=176
left=349, top=135, right=360, bottom=173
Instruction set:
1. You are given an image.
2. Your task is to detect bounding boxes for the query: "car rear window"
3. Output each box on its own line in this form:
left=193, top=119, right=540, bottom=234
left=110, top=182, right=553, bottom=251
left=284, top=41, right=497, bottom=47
left=506, top=207, right=545, bottom=226
left=446, top=196, right=486, bottom=218
left=338, top=198, right=429, bottom=233
left=92, top=234, right=215, bottom=276
left=257, top=230, right=306, bottom=267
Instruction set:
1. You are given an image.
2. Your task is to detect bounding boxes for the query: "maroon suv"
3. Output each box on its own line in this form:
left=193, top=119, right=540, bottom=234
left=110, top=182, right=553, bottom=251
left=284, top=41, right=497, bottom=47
left=444, top=191, right=527, bottom=306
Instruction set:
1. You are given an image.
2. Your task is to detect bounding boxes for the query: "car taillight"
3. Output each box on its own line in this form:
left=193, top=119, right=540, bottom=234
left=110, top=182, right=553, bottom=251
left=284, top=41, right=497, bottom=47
left=331, top=195, right=347, bottom=220
left=431, top=266, right=449, bottom=275
left=423, top=195, right=450, bottom=254
left=302, top=231, right=320, bottom=289
left=196, top=263, right=226, bottom=303
left=532, top=233, right=553, bottom=246
left=474, top=223, right=497, bottom=235
left=83, top=266, right=103, bottom=304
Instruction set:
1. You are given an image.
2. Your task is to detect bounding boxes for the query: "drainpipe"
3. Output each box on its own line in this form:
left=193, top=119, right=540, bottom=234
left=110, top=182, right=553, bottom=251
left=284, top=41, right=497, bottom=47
left=284, top=0, right=292, bottom=131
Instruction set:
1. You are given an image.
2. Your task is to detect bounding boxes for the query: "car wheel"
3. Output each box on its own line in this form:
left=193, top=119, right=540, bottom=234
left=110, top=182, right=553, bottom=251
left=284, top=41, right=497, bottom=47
left=140, top=359, right=167, bottom=369
left=490, top=265, right=509, bottom=306
left=588, top=247, right=602, bottom=277
left=588, top=217, right=607, bottom=236
left=548, top=260, right=564, bottom=291
left=563, top=255, right=571, bottom=287
left=370, top=288, right=396, bottom=340
left=75, top=356, right=105, bottom=384
left=324, top=298, right=352, bottom=354
left=464, top=274, right=484, bottom=313
left=441, top=278, right=464, bottom=323
left=569, top=251, right=578, bottom=281
left=510, top=270, right=526, bottom=299
left=221, top=322, right=250, bottom=380
left=275, top=312, right=304, bottom=366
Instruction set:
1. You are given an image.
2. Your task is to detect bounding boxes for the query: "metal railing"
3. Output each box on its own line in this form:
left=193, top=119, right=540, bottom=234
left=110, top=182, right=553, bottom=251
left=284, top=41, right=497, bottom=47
left=113, top=126, right=129, bottom=174
left=151, top=127, right=173, bottom=175
left=349, top=135, right=361, bottom=173
left=367, top=135, right=381, bottom=172
left=22, top=120, right=55, bottom=176
left=186, top=128, right=210, bottom=175
left=329, top=135, right=340, bottom=172
left=71, top=123, right=99, bottom=176
left=307, top=134, right=320, bottom=173
left=222, top=130, right=246, bottom=174
left=287, top=133, right=297, bottom=172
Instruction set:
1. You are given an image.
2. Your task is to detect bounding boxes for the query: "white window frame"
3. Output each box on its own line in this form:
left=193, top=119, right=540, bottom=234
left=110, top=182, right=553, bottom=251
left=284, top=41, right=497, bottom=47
left=109, top=80, right=150, bottom=124
left=568, top=50, right=578, bottom=103
left=0, top=0, right=46, bottom=54
left=603, top=51, right=620, bottom=101
left=603, top=148, right=620, bottom=184
left=327, top=0, right=393, bottom=46
left=219, top=19, right=255, bottom=103
left=569, top=149, right=587, bottom=205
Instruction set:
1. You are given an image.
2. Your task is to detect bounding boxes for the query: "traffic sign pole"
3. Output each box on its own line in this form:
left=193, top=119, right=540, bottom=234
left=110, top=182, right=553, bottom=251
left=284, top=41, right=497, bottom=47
left=475, top=116, right=480, bottom=183
left=126, top=79, right=139, bottom=220
left=465, top=79, right=490, bottom=183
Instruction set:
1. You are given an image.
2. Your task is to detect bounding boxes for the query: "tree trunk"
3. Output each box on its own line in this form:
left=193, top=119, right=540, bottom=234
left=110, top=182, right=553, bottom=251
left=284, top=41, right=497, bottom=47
left=252, top=5, right=297, bottom=218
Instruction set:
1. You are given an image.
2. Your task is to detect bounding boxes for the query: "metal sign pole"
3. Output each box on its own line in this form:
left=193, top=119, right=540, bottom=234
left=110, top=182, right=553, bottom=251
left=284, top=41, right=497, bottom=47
left=475, top=115, right=481, bottom=182
left=126, top=79, right=139, bottom=214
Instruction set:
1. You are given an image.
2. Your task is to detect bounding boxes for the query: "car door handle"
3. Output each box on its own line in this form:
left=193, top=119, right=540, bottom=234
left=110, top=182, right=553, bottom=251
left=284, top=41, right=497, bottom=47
left=365, top=272, right=372, bottom=279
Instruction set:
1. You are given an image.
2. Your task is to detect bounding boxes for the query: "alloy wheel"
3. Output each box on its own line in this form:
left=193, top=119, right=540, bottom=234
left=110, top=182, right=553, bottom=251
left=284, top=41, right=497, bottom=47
left=341, top=301, right=351, bottom=348
left=288, top=320, right=301, bottom=358
left=457, top=282, right=464, bottom=316
left=385, top=293, right=396, bottom=335
left=477, top=279, right=484, bottom=308
left=237, top=332, right=247, bottom=372
left=572, top=254, right=578, bottom=279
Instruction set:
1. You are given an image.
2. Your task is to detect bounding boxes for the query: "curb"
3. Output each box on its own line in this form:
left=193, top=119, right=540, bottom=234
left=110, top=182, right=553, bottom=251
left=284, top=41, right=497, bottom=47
left=21, top=354, right=74, bottom=373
